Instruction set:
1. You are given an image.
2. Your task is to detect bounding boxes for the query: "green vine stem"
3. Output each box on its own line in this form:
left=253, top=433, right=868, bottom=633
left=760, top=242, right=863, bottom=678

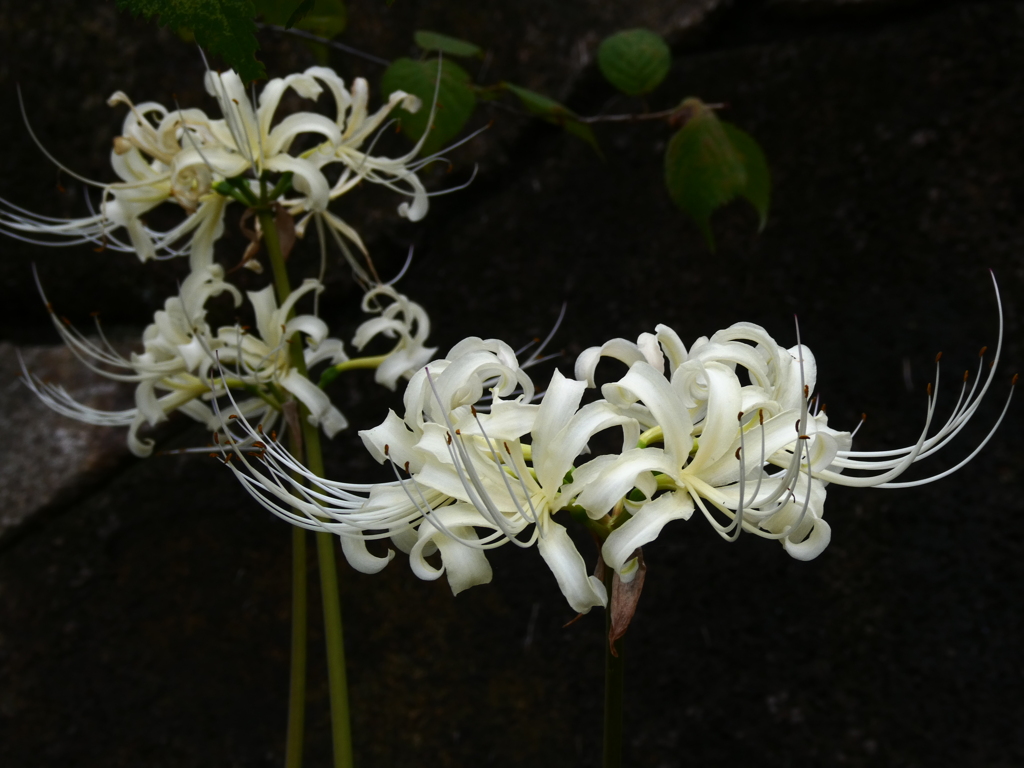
left=258, top=207, right=354, bottom=768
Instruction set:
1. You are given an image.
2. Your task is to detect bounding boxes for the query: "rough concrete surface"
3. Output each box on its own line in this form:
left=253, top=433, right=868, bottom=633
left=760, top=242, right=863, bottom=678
left=0, top=1, right=1021, bottom=767
left=0, top=342, right=133, bottom=541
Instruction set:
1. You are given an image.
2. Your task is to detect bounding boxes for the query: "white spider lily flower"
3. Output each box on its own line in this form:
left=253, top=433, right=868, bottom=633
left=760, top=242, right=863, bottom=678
left=581, top=276, right=1015, bottom=578
left=20, top=270, right=350, bottom=455
left=409, top=368, right=640, bottom=612
left=202, top=68, right=341, bottom=213
left=350, top=283, right=437, bottom=390
left=356, top=342, right=639, bottom=612
left=199, top=337, right=539, bottom=576
left=211, top=334, right=628, bottom=612
left=296, top=68, right=434, bottom=222
left=1, top=91, right=231, bottom=263
left=2, top=65, right=441, bottom=267
left=21, top=263, right=242, bottom=455
left=203, top=66, right=444, bottom=252
left=214, top=279, right=350, bottom=438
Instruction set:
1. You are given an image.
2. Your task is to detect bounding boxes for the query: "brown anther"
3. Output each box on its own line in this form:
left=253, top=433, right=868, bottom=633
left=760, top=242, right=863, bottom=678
left=795, top=419, right=801, bottom=433
left=471, top=406, right=477, bottom=416
left=1012, top=374, right=1019, bottom=386
left=861, top=413, right=867, bottom=422
left=935, top=352, right=943, bottom=363
left=213, top=433, right=220, bottom=444
left=252, top=441, right=266, bottom=450
left=803, top=384, right=809, bottom=398
left=737, top=411, right=744, bottom=422
left=60, top=316, right=71, bottom=326
left=208, top=453, right=218, bottom=459
left=979, top=346, right=988, bottom=357
left=799, top=435, right=810, bottom=440
left=735, top=447, right=742, bottom=460
left=445, top=432, right=452, bottom=445
left=820, top=403, right=827, bottom=413
left=927, top=383, right=933, bottom=397
left=270, top=430, right=278, bottom=440
left=232, top=98, right=239, bottom=105
left=384, top=444, right=390, bottom=456
left=504, top=442, right=511, bottom=454
left=45, top=302, right=53, bottom=313
left=228, top=414, right=238, bottom=420
left=963, top=370, right=970, bottom=382
left=257, top=424, right=264, bottom=434
left=758, top=409, right=764, bottom=425
left=404, top=462, right=410, bottom=473
left=455, top=429, right=461, bottom=436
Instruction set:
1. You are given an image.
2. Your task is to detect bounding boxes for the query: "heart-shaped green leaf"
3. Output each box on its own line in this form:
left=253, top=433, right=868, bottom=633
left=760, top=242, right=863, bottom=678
left=720, top=122, right=770, bottom=231
left=414, top=30, right=482, bottom=58
left=380, top=57, right=476, bottom=156
left=598, top=29, right=671, bottom=97
left=664, top=98, right=771, bottom=249
left=292, top=0, right=346, bottom=38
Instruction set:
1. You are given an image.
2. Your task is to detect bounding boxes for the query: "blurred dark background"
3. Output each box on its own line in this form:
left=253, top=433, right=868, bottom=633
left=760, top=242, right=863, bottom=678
left=0, top=1, right=1022, bottom=766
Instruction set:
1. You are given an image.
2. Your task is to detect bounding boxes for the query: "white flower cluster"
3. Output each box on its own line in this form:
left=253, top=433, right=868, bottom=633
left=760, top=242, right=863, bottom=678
left=11, top=66, right=442, bottom=457
left=6, top=63, right=1014, bottom=621
left=21, top=267, right=435, bottom=457
left=223, top=280, right=1013, bottom=614
left=2, top=65, right=446, bottom=268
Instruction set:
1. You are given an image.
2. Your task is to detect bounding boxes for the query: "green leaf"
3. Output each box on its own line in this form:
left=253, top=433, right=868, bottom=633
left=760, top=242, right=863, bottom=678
left=284, top=0, right=314, bottom=27
left=598, top=29, right=671, bottom=97
left=663, top=98, right=771, bottom=249
left=253, top=0, right=286, bottom=24
left=253, top=0, right=303, bottom=25
left=293, top=0, right=346, bottom=38
left=252, top=0, right=343, bottom=36
left=117, top=0, right=265, bottom=82
left=380, top=57, right=476, bottom=156
left=413, top=30, right=482, bottom=58
left=502, top=83, right=601, bottom=155
left=720, top=122, right=770, bottom=231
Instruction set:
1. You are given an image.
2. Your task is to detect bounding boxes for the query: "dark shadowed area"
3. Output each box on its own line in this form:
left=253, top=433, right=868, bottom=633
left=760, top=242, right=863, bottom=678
left=0, top=1, right=1021, bottom=766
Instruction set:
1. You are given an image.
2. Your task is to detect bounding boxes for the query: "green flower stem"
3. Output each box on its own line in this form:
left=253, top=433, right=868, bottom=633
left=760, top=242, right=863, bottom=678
left=301, top=412, right=354, bottom=768
left=603, top=564, right=625, bottom=768
left=285, top=525, right=308, bottom=768
left=314, top=513, right=354, bottom=768
left=318, top=355, right=391, bottom=390
left=568, top=506, right=628, bottom=768
left=259, top=208, right=354, bottom=768
left=333, top=354, right=391, bottom=373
